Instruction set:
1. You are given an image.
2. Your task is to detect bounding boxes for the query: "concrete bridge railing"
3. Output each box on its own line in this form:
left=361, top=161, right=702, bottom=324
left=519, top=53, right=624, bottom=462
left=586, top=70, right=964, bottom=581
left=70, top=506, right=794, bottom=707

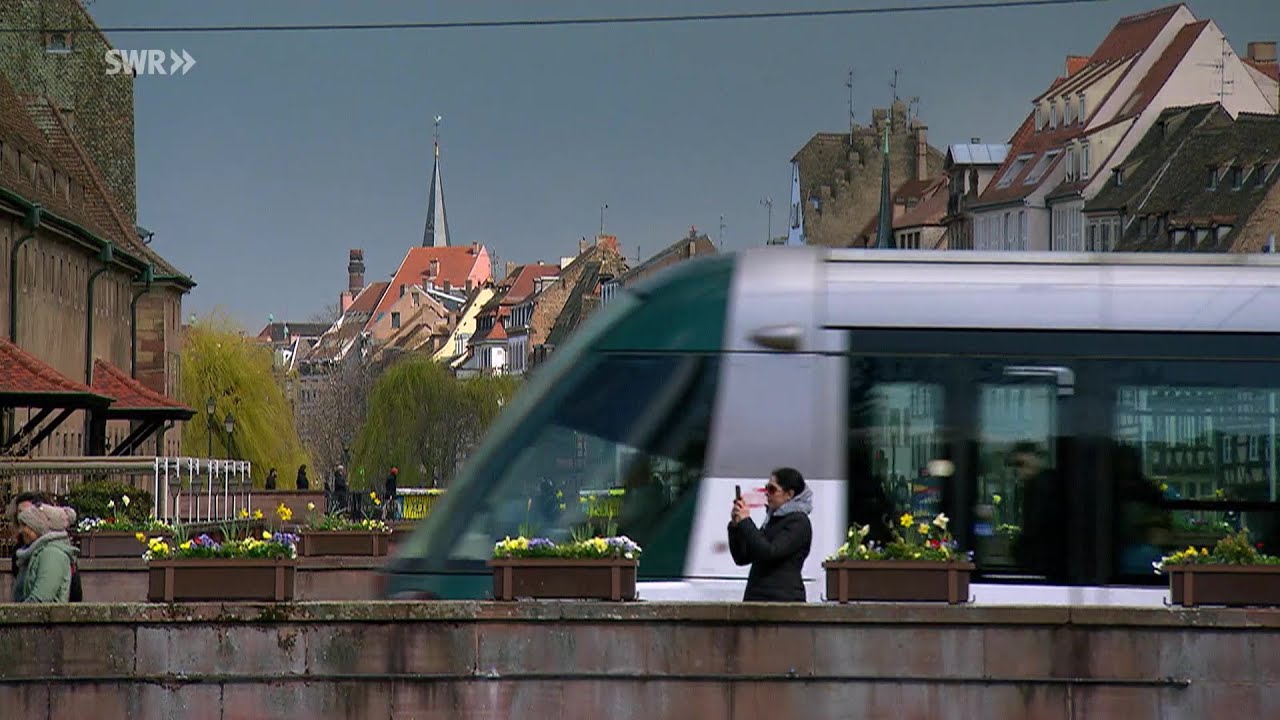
left=1, top=602, right=1278, bottom=719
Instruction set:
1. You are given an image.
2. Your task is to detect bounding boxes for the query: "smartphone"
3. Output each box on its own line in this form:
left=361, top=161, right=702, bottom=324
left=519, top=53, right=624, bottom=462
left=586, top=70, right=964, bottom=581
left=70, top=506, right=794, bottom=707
left=734, top=485, right=742, bottom=500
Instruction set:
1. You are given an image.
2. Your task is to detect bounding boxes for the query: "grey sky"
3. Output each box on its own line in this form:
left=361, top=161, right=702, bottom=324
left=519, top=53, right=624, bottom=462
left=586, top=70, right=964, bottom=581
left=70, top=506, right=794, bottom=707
left=87, top=0, right=1276, bottom=328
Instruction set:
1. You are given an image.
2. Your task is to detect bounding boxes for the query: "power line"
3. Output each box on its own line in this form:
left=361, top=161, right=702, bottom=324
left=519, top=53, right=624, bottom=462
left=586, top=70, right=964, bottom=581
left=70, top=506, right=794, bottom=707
left=4, top=0, right=1109, bottom=34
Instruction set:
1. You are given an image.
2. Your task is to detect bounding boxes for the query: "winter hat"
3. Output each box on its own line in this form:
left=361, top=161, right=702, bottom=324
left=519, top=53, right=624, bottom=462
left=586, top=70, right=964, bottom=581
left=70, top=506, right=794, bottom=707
left=17, top=504, right=71, bottom=535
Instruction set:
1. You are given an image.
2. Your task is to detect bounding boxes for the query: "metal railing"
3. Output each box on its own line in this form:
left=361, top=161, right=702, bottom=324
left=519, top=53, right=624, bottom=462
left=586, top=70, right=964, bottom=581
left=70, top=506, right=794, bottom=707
left=0, top=456, right=253, bottom=524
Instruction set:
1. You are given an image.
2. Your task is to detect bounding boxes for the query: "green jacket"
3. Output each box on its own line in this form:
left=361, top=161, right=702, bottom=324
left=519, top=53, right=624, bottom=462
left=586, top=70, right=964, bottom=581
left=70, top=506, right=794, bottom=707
left=14, top=531, right=78, bottom=603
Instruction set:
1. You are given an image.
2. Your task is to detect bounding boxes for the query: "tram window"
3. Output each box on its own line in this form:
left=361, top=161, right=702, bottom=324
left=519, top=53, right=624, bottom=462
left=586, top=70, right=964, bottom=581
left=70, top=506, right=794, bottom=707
left=847, top=357, right=950, bottom=546
left=448, top=353, right=719, bottom=579
left=973, top=381, right=1069, bottom=580
left=1111, top=378, right=1280, bottom=576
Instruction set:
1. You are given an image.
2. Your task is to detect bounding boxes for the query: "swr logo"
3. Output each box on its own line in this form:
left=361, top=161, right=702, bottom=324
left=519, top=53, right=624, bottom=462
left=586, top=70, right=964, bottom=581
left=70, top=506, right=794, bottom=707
left=104, top=49, right=196, bottom=76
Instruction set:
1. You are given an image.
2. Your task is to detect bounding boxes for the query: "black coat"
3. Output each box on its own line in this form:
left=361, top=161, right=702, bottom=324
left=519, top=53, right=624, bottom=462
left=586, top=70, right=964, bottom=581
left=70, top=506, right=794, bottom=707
left=727, top=512, right=812, bottom=602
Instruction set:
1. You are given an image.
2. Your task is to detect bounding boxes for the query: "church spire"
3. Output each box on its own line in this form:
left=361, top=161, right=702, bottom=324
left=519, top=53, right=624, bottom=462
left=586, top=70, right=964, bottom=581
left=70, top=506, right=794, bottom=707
left=423, top=115, right=450, bottom=247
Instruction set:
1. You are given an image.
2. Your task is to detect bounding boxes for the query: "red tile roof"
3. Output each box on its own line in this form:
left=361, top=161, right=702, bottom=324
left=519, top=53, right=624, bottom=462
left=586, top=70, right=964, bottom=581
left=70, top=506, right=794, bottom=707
left=1245, top=58, right=1280, bottom=83
left=501, top=263, right=561, bottom=305
left=0, top=339, right=111, bottom=403
left=348, top=281, right=389, bottom=316
left=894, top=177, right=950, bottom=230
left=1091, top=4, right=1184, bottom=62
left=370, top=246, right=492, bottom=325
left=91, top=359, right=193, bottom=415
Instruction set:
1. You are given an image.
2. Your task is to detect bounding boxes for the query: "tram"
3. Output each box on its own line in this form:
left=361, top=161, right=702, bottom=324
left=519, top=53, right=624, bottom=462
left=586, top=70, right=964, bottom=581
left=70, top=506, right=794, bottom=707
left=382, top=247, right=1280, bottom=604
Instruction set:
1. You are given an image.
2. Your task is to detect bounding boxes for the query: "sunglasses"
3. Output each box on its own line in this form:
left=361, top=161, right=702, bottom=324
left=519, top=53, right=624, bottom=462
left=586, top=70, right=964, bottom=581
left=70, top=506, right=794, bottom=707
left=764, top=484, right=782, bottom=495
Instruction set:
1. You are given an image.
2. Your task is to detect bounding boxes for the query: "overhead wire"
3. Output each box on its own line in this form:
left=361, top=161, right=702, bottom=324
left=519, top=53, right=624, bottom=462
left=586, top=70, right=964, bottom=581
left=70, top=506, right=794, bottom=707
left=0, top=0, right=1110, bottom=34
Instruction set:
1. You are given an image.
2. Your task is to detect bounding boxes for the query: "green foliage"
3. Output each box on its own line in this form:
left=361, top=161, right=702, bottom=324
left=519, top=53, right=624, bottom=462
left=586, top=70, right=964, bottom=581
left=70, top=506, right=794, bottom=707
left=1157, top=529, right=1280, bottom=571
left=351, top=356, right=519, bottom=489
left=179, top=312, right=311, bottom=486
left=828, top=513, right=967, bottom=563
left=65, top=481, right=153, bottom=523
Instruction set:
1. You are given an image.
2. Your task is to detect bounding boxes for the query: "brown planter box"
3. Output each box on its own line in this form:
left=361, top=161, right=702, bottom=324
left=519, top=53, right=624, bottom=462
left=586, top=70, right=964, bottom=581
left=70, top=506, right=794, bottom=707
left=298, top=531, right=390, bottom=557
left=487, top=558, right=638, bottom=601
left=1167, top=564, right=1280, bottom=607
left=823, top=560, right=975, bottom=604
left=77, top=531, right=169, bottom=559
left=147, top=558, right=297, bottom=602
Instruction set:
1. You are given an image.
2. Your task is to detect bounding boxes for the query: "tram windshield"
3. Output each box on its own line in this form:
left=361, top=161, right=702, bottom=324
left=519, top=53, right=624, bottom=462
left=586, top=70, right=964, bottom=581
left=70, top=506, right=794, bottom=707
left=389, top=254, right=735, bottom=585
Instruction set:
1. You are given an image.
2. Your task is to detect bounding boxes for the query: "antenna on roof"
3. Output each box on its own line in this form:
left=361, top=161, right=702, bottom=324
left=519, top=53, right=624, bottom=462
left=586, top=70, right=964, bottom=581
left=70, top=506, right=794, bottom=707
left=719, top=214, right=726, bottom=249
left=846, top=68, right=856, bottom=145
left=1197, top=37, right=1235, bottom=103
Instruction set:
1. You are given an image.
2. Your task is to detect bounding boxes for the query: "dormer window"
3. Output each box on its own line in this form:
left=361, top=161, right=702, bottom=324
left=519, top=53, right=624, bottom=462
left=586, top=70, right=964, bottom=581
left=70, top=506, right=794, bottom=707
left=1113, top=167, right=1124, bottom=187
left=1206, top=167, right=1219, bottom=190
left=1081, top=142, right=1091, bottom=180
left=1065, top=146, right=1076, bottom=181
left=1064, top=98, right=1075, bottom=125
left=1256, top=164, right=1269, bottom=188
left=1230, top=166, right=1243, bottom=190
left=1078, top=95, right=1087, bottom=124
left=1035, top=105, right=1044, bottom=131
left=45, top=33, right=72, bottom=54
left=1049, top=102, right=1058, bottom=129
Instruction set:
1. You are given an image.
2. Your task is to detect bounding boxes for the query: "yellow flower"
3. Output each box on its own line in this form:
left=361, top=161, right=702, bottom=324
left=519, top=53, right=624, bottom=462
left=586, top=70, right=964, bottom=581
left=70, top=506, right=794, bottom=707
left=993, top=494, right=1002, bottom=505
left=253, top=509, right=264, bottom=520
left=307, top=502, right=316, bottom=511
left=239, top=508, right=250, bottom=519
left=918, top=523, right=930, bottom=535
left=1160, top=483, right=1169, bottom=492
left=1200, top=547, right=1209, bottom=555
left=262, top=531, right=272, bottom=540
left=180, top=541, right=192, bottom=550
left=899, top=513, right=913, bottom=528
left=122, top=495, right=131, bottom=507
left=135, top=532, right=145, bottom=542
left=374, top=498, right=381, bottom=506
left=370, top=491, right=379, bottom=500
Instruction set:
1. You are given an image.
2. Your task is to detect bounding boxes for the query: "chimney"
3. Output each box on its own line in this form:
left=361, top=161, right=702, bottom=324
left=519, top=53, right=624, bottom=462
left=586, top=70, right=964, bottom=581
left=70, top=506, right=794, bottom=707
left=579, top=237, right=589, bottom=254
left=428, top=259, right=439, bottom=278
left=505, top=261, right=516, bottom=279
left=1247, top=42, right=1277, bottom=63
left=469, top=241, right=479, bottom=255
left=347, top=249, right=365, bottom=296
left=1066, top=55, right=1089, bottom=76
left=465, top=278, right=474, bottom=294
left=443, top=280, right=452, bottom=293
left=340, top=291, right=353, bottom=314
left=915, top=124, right=929, bottom=181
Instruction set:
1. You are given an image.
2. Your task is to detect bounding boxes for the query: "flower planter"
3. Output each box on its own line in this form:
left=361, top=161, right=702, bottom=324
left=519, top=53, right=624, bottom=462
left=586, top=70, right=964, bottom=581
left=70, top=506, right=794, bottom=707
left=487, top=558, right=638, bottom=601
left=298, top=531, right=390, bottom=557
left=77, top=531, right=169, bottom=559
left=1167, top=564, right=1280, bottom=607
left=147, top=558, right=297, bottom=602
left=823, top=560, right=975, bottom=604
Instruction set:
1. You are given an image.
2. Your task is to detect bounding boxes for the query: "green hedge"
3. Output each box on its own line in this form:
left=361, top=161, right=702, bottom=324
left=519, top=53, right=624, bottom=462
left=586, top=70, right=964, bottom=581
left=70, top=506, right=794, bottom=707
left=65, top=481, right=153, bottom=522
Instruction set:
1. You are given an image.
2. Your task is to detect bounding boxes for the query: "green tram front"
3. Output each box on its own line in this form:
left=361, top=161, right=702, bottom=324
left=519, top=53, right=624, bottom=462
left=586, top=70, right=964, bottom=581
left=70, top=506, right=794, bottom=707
left=383, top=247, right=1280, bottom=604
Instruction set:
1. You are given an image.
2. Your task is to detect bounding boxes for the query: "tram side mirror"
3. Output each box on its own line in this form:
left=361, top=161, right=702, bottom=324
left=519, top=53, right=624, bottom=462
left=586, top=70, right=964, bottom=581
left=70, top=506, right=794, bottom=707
left=749, top=324, right=803, bottom=352
left=1003, top=365, right=1076, bottom=397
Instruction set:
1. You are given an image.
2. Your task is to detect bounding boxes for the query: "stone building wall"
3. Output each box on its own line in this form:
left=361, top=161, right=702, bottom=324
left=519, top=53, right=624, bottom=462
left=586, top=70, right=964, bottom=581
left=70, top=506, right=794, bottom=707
left=795, top=102, right=947, bottom=248
left=0, top=0, right=136, bottom=220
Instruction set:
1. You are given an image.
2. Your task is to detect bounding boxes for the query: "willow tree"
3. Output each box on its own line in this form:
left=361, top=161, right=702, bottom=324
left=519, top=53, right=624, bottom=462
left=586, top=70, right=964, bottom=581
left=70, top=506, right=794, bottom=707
left=180, top=312, right=311, bottom=486
left=352, top=357, right=518, bottom=490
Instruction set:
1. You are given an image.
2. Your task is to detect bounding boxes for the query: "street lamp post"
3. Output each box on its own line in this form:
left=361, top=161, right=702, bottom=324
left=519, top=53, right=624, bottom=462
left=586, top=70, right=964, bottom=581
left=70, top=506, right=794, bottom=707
left=205, top=396, right=216, bottom=458
left=224, top=413, right=236, bottom=460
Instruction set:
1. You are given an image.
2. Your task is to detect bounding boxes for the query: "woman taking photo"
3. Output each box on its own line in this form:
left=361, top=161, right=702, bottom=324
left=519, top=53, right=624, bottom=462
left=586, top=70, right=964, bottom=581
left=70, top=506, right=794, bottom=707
left=727, top=467, right=813, bottom=602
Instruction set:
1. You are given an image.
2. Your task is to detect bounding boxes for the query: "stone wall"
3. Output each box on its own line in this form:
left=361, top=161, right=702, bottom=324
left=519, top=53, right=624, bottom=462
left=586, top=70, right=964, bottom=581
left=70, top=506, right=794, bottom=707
left=0, top=602, right=1276, bottom=719
left=795, top=104, right=947, bottom=248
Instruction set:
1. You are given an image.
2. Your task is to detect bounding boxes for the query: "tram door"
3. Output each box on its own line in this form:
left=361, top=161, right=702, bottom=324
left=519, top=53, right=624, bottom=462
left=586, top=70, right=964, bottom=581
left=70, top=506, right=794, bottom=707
left=970, top=361, right=1078, bottom=582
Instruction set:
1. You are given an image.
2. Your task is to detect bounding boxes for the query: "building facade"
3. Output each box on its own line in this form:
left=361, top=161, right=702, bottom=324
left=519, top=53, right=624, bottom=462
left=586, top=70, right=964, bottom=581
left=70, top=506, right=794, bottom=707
left=792, top=103, right=946, bottom=248
left=971, top=5, right=1279, bottom=252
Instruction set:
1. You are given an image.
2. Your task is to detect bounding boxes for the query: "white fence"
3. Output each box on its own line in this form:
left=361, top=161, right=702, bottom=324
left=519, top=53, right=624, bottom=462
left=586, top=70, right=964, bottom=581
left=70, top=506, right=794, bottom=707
left=0, top=456, right=253, bottom=523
